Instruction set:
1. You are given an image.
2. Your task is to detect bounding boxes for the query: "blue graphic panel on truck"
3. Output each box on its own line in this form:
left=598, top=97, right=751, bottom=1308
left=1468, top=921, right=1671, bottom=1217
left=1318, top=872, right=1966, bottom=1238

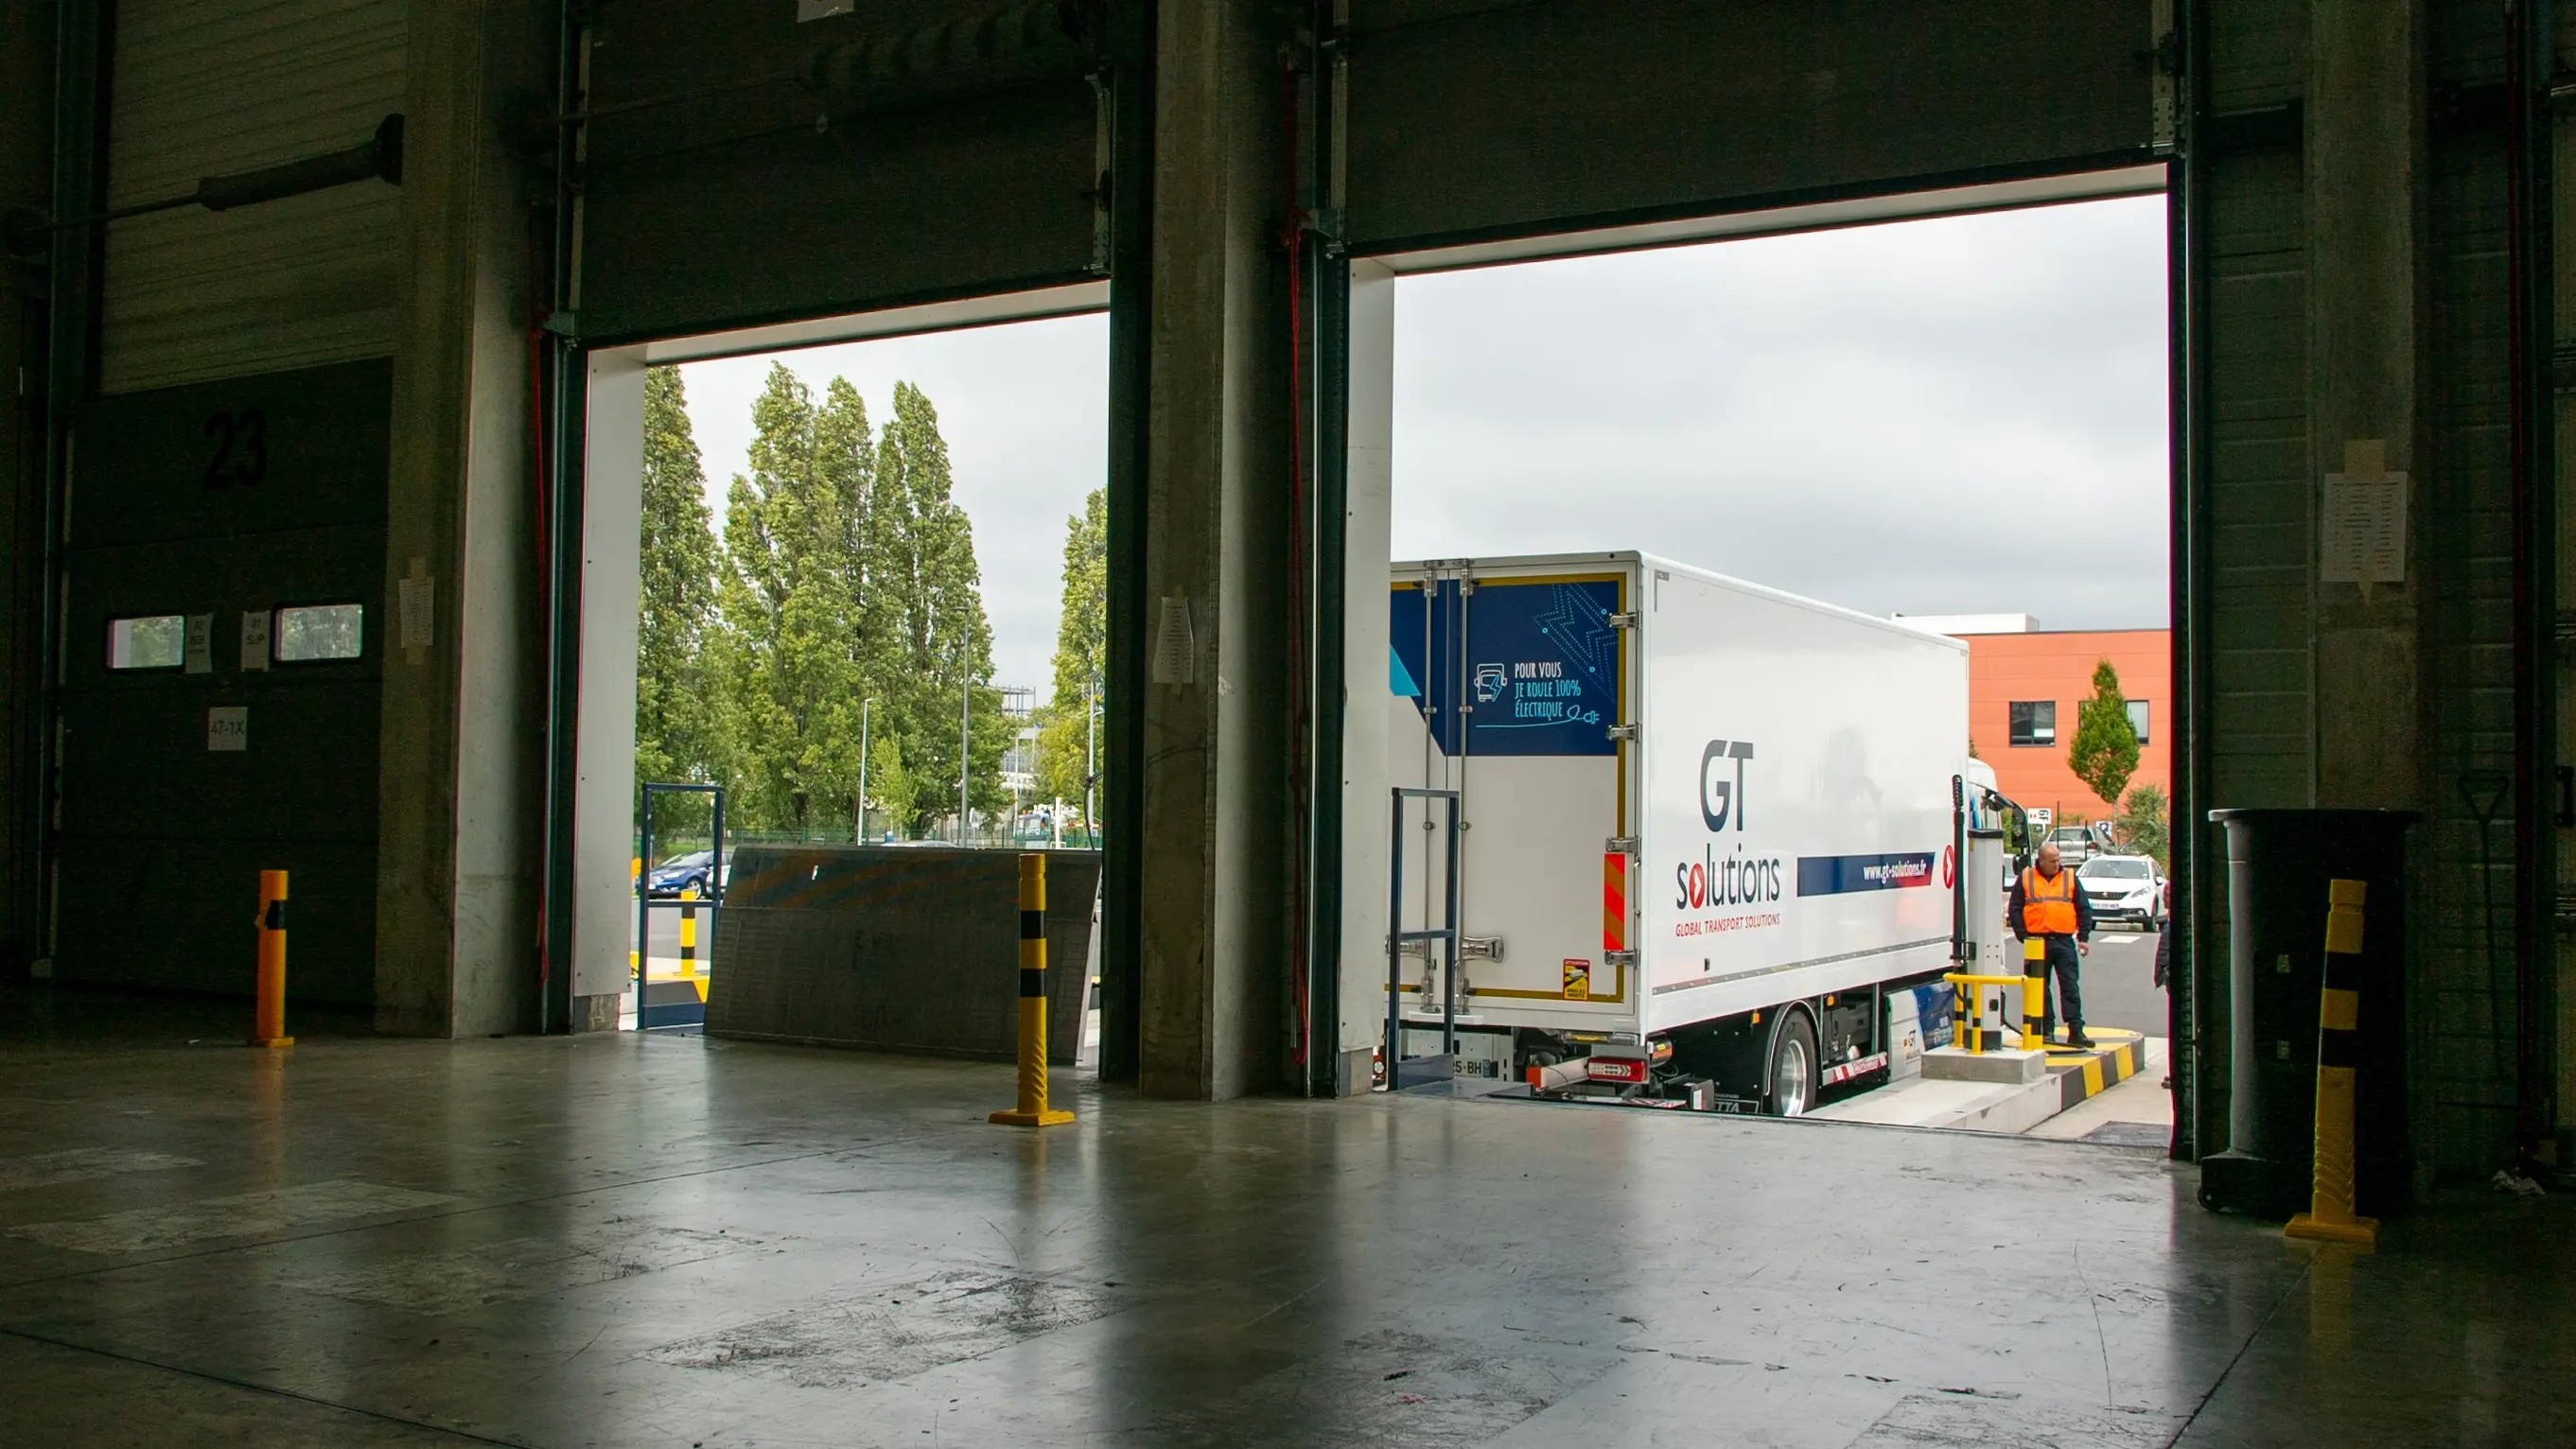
left=1795, top=852, right=1938, bottom=896
left=1393, top=577, right=1620, bottom=758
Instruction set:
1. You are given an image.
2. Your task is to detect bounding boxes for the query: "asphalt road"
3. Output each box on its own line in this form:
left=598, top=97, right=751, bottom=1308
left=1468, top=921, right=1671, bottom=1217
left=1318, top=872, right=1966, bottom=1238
left=630, top=900, right=720, bottom=966
left=2063, top=923, right=2171, bottom=1038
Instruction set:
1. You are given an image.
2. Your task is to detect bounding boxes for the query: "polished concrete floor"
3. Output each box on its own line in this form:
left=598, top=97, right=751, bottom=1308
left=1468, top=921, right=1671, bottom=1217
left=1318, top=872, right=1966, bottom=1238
left=1, top=992, right=2567, bottom=1447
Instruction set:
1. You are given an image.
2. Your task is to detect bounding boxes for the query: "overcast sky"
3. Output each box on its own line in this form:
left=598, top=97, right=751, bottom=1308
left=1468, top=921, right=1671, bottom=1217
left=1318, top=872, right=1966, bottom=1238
left=678, top=194, right=2167, bottom=690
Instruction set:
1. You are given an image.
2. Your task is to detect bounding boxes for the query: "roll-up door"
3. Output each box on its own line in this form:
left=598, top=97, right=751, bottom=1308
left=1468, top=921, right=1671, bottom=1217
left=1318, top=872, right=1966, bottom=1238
left=1343, top=0, right=2159, bottom=254
left=98, top=0, right=406, bottom=395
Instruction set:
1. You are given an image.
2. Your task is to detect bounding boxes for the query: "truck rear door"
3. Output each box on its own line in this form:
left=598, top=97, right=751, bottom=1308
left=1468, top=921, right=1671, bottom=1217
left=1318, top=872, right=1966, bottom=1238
left=1389, top=564, right=1635, bottom=1031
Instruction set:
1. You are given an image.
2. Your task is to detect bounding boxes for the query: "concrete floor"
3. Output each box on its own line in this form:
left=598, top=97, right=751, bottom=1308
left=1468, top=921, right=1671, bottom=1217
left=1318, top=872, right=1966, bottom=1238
left=1, top=990, right=2568, bottom=1448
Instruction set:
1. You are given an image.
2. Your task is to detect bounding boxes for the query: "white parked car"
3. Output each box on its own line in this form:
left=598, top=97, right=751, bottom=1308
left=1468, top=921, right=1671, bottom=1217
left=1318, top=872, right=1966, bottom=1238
left=2077, top=854, right=2164, bottom=928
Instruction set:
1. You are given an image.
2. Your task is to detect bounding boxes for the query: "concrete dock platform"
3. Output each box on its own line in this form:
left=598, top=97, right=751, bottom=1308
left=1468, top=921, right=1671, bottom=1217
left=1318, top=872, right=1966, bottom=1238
left=0, top=1000, right=2567, bottom=1447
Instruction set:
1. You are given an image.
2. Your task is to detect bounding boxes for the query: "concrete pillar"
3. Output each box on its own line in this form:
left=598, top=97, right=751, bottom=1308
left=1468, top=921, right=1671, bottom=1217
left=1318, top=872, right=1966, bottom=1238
left=1336, top=260, right=1394, bottom=1084
left=2305, top=0, right=2426, bottom=808
left=1137, top=0, right=1289, bottom=1098
left=0, top=6, right=51, bottom=969
left=571, top=353, right=645, bottom=1028
left=374, top=1, right=553, bottom=1035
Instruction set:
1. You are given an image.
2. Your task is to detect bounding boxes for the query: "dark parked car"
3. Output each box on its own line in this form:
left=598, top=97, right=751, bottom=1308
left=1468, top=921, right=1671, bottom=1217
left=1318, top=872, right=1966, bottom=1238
left=644, top=850, right=726, bottom=899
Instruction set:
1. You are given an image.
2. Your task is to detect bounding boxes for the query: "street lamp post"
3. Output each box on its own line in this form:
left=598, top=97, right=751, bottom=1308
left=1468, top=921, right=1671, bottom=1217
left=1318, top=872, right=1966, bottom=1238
left=959, top=672, right=972, bottom=847
left=1084, top=670, right=1098, bottom=848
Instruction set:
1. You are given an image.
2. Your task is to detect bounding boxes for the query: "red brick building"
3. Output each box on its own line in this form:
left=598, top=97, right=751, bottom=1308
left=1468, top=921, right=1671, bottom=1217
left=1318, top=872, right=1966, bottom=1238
left=1898, top=616, right=2170, bottom=822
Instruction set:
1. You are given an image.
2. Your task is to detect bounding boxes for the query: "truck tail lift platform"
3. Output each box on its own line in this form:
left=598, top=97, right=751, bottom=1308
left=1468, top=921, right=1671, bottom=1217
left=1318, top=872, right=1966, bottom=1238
left=1377, top=551, right=2020, bottom=1117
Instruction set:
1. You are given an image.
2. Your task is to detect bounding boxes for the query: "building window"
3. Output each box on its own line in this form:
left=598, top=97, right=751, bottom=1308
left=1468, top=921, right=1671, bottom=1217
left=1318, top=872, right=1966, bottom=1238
left=2008, top=700, right=2055, bottom=747
left=107, top=615, right=187, bottom=671
left=274, top=603, right=364, bottom=662
left=2126, top=700, right=2150, bottom=745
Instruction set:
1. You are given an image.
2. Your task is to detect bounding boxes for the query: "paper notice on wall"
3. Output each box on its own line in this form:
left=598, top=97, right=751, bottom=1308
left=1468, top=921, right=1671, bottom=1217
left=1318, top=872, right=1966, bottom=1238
left=239, top=610, right=271, bottom=672
left=398, top=560, right=434, bottom=662
left=183, top=614, right=213, bottom=674
left=2321, top=439, right=2406, bottom=589
left=1151, top=595, right=1195, bottom=685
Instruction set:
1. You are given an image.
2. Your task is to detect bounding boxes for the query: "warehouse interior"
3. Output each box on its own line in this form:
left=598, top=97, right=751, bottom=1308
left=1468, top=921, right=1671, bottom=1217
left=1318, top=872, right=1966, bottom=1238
left=3, top=2, right=2574, bottom=1444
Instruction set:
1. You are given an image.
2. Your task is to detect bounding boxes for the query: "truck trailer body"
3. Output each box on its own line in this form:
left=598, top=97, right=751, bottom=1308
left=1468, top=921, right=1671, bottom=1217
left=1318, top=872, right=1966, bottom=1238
left=1386, top=551, right=1970, bottom=1111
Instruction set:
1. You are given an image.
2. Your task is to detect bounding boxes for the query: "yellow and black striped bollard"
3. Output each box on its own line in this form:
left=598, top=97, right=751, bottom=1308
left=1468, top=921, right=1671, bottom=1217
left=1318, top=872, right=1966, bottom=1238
left=250, top=869, right=293, bottom=1048
left=2287, top=879, right=2374, bottom=1246
left=2020, top=951, right=2049, bottom=1051
left=679, top=884, right=699, bottom=981
left=990, top=852, right=1075, bottom=1127
left=2022, top=935, right=2052, bottom=1047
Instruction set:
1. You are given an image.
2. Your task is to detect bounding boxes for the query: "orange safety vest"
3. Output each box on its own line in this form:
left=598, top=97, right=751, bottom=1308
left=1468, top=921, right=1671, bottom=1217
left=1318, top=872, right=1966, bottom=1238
left=2021, top=866, right=2078, bottom=936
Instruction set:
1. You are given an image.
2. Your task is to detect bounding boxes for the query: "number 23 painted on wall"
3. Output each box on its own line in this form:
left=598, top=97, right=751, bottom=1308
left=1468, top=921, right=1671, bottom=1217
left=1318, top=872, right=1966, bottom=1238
left=202, top=410, right=269, bottom=489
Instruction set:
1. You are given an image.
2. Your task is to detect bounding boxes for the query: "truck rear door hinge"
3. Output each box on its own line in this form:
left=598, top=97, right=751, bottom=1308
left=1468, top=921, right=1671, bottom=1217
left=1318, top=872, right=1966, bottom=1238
left=1605, top=724, right=1638, bottom=742
left=1607, top=611, right=1638, bottom=629
left=1605, top=835, right=1638, bottom=855
left=1461, top=935, right=1505, bottom=961
left=1603, top=950, right=1638, bottom=969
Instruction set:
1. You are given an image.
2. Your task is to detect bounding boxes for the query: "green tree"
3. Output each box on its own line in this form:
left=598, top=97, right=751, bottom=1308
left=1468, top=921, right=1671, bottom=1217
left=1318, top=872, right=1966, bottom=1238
left=2113, top=781, right=2170, bottom=869
left=866, top=381, right=1008, bottom=836
left=635, top=368, right=726, bottom=829
left=718, top=365, right=875, bottom=834
left=2067, top=658, right=2141, bottom=809
left=863, top=729, right=913, bottom=841
left=1036, top=487, right=1106, bottom=831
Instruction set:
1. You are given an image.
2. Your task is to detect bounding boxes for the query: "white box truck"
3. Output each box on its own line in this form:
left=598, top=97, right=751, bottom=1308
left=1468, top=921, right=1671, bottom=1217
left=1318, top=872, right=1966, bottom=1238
left=1385, top=551, right=1971, bottom=1114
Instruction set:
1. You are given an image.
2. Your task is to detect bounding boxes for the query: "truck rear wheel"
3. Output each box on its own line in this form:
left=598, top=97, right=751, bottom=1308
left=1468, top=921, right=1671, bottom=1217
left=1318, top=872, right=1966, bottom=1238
left=1765, top=1013, right=1819, bottom=1117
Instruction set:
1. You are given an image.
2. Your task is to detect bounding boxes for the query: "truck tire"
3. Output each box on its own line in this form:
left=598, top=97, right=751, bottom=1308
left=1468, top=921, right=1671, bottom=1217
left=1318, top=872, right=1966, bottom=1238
left=1765, top=1012, right=1819, bottom=1117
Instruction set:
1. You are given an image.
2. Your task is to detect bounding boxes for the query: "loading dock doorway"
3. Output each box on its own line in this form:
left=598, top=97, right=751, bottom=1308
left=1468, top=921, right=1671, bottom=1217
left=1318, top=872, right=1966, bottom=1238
left=1333, top=169, right=2184, bottom=1147
left=570, top=288, right=1120, bottom=1066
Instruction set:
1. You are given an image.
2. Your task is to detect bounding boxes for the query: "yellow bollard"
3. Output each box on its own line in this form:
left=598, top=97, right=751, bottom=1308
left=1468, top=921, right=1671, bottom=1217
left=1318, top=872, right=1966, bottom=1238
left=250, top=870, right=293, bottom=1048
left=678, top=884, right=699, bottom=980
left=990, top=852, right=1074, bottom=1127
left=2287, top=879, right=2375, bottom=1247
left=2021, top=934, right=2051, bottom=1049
left=2020, top=969, right=2048, bottom=1051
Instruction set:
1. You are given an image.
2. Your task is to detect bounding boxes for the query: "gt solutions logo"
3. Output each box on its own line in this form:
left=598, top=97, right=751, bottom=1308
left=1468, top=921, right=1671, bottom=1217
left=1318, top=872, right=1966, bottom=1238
left=1677, top=740, right=1783, bottom=909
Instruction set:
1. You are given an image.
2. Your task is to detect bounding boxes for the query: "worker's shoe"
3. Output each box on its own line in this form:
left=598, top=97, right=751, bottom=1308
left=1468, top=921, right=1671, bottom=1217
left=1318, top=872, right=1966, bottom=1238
left=2065, top=1029, right=2095, bottom=1050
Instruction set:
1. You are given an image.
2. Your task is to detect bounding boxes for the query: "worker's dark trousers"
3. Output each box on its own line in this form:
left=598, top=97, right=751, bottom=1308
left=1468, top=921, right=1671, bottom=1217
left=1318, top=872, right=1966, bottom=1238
left=2024, top=934, right=2084, bottom=1038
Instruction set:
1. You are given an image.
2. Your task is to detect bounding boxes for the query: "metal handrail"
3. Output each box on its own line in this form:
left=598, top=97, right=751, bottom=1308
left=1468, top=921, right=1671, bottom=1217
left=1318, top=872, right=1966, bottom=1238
left=1387, top=786, right=1463, bottom=1087
left=1943, top=970, right=2043, bottom=1053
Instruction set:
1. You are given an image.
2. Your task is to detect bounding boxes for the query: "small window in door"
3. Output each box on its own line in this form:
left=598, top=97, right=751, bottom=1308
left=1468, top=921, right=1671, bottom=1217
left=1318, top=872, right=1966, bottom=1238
left=2008, top=700, right=2055, bottom=747
left=274, top=603, right=364, bottom=662
left=107, top=615, right=187, bottom=671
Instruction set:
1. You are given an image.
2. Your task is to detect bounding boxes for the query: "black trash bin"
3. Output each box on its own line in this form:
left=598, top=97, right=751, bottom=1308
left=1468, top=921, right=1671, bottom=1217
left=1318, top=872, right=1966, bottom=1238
left=2199, top=809, right=2416, bottom=1219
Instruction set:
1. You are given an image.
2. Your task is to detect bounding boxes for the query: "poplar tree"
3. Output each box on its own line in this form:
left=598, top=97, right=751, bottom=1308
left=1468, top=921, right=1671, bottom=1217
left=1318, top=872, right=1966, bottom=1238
left=1037, top=487, right=1107, bottom=831
left=2069, top=658, right=2142, bottom=810
left=718, top=364, right=872, bottom=833
left=867, top=381, right=1008, bottom=836
left=634, top=368, right=725, bottom=819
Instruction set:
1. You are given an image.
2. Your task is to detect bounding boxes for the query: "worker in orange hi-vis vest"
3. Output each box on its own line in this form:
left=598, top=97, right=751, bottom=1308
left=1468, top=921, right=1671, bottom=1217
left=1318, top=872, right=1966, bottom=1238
left=2008, top=841, right=2097, bottom=1049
